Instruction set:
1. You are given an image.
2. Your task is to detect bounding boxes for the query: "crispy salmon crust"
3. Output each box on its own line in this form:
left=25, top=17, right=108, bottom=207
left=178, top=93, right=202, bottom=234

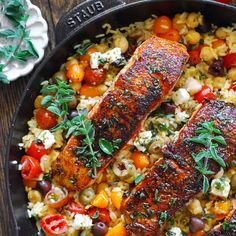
left=52, top=36, right=189, bottom=191
left=124, top=100, right=236, bottom=235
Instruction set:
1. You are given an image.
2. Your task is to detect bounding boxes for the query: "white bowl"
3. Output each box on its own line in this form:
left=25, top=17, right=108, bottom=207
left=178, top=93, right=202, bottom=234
left=0, top=0, right=48, bottom=82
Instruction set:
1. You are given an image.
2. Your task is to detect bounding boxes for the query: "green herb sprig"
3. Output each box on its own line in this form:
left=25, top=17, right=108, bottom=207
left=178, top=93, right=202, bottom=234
left=40, top=79, right=76, bottom=117
left=0, top=0, right=39, bottom=84
left=189, top=121, right=227, bottom=193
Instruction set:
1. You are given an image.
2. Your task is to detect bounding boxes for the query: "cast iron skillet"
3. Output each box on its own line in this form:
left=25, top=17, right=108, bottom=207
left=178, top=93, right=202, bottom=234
left=6, top=0, right=236, bottom=235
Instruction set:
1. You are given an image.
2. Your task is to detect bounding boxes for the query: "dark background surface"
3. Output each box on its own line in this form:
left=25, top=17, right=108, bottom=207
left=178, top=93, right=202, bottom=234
left=0, top=0, right=133, bottom=235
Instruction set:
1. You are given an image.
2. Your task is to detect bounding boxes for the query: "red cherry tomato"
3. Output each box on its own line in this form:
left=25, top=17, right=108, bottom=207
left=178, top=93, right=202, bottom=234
left=83, top=66, right=106, bottom=85
left=194, top=85, right=216, bottom=103
left=88, top=207, right=110, bottom=224
left=65, top=201, right=86, bottom=215
left=41, top=214, right=67, bottom=235
left=45, top=187, right=69, bottom=209
left=20, top=155, right=42, bottom=180
left=189, top=50, right=201, bottom=65
left=223, top=53, right=236, bottom=69
left=35, top=108, right=57, bottom=130
left=159, top=28, right=180, bottom=42
left=229, top=82, right=236, bottom=91
left=152, top=16, right=172, bottom=35
left=27, top=140, right=48, bottom=160
left=215, top=0, right=232, bottom=4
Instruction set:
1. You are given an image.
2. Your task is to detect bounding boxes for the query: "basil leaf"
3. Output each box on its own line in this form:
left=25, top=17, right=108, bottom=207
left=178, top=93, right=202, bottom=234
left=99, top=138, right=113, bottom=155
left=202, top=175, right=209, bottom=193
left=134, top=174, right=144, bottom=185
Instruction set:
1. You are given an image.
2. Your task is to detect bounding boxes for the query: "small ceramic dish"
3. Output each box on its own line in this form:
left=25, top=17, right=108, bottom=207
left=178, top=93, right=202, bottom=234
left=0, top=0, right=48, bottom=82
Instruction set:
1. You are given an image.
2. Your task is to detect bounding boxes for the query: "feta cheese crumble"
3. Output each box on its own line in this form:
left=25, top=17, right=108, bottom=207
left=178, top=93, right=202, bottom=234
left=210, top=177, right=230, bottom=198
left=133, top=131, right=152, bottom=152
left=28, top=202, right=47, bottom=218
left=90, top=48, right=122, bottom=69
left=37, top=130, right=55, bottom=149
left=166, top=227, right=183, bottom=236
left=172, top=88, right=190, bottom=105
left=72, top=214, right=93, bottom=230
left=184, top=77, right=202, bottom=95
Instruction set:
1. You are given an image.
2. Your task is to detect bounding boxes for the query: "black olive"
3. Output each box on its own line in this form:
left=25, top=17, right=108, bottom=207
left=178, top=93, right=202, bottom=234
left=68, top=110, right=78, bottom=120
left=161, top=102, right=176, bottom=114
left=189, top=217, right=205, bottom=233
left=196, top=21, right=212, bottom=33
left=92, top=222, right=108, bottom=236
left=208, top=57, right=225, bottom=77
left=36, top=180, right=52, bottom=195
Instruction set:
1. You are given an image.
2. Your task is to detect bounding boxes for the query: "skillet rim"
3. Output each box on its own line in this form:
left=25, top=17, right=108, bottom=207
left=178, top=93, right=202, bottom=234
left=5, top=0, right=236, bottom=234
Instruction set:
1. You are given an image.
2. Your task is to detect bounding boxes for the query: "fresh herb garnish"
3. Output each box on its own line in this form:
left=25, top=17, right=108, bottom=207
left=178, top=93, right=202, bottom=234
left=134, top=174, right=144, bottom=185
left=189, top=121, right=227, bottom=193
left=41, top=79, right=76, bottom=118
left=91, top=208, right=99, bottom=219
left=158, top=211, right=168, bottom=226
left=75, top=41, right=93, bottom=55
left=0, top=0, right=39, bottom=83
left=98, top=138, right=113, bottom=155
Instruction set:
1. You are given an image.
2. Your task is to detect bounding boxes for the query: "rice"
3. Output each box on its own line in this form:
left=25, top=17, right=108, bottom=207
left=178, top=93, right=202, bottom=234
left=19, top=11, right=236, bottom=236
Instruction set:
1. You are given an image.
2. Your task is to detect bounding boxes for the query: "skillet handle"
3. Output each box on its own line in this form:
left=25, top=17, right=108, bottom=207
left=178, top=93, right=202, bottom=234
left=55, top=0, right=126, bottom=43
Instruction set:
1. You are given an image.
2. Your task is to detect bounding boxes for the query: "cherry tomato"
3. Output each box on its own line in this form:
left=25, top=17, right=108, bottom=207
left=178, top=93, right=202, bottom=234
left=79, top=84, right=101, bottom=98
left=79, top=47, right=98, bottom=63
left=45, top=187, right=69, bottom=208
left=194, top=85, right=216, bottom=103
left=223, top=53, right=236, bottom=69
left=159, top=28, right=180, bottom=42
left=189, top=50, right=201, bottom=65
left=84, top=66, right=106, bottom=85
left=65, top=201, right=86, bottom=215
left=229, top=81, right=236, bottom=91
left=41, top=214, right=67, bottom=235
left=27, top=140, right=48, bottom=160
left=152, top=16, right=172, bottom=35
left=88, top=207, right=110, bottom=224
left=35, top=108, right=57, bottom=130
left=215, top=0, right=232, bottom=4
left=20, top=155, right=42, bottom=180
left=66, top=64, right=85, bottom=82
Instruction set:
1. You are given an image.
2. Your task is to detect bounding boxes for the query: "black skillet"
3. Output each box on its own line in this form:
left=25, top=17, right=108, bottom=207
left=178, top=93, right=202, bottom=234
left=6, top=0, right=236, bottom=235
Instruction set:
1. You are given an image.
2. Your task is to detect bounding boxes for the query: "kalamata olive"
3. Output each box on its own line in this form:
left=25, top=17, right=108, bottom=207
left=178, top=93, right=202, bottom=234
left=68, top=95, right=78, bottom=109
left=36, top=180, right=52, bottom=195
left=189, top=217, right=205, bottom=233
left=92, top=222, right=108, bottom=236
left=196, top=21, right=212, bottom=33
left=208, top=58, right=225, bottom=77
left=68, top=110, right=78, bottom=120
left=161, top=102, right=176, bottom=114
left=231, top=173, right=236, bottom=190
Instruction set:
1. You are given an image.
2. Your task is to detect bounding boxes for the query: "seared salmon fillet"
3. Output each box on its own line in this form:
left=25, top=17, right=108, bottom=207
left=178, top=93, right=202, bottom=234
left=207, top=207, right=236, bottom=236
left=124, top=100, right=236, bottom=235
left=52, top=36, right=189, bottom=191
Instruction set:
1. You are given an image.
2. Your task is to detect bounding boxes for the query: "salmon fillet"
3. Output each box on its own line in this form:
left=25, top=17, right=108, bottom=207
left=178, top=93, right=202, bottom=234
left=207, top=207, right=236, bottom=236
left=52, top=36, right=189, bottom=191
left=124, top=100, right=236, bottom=235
